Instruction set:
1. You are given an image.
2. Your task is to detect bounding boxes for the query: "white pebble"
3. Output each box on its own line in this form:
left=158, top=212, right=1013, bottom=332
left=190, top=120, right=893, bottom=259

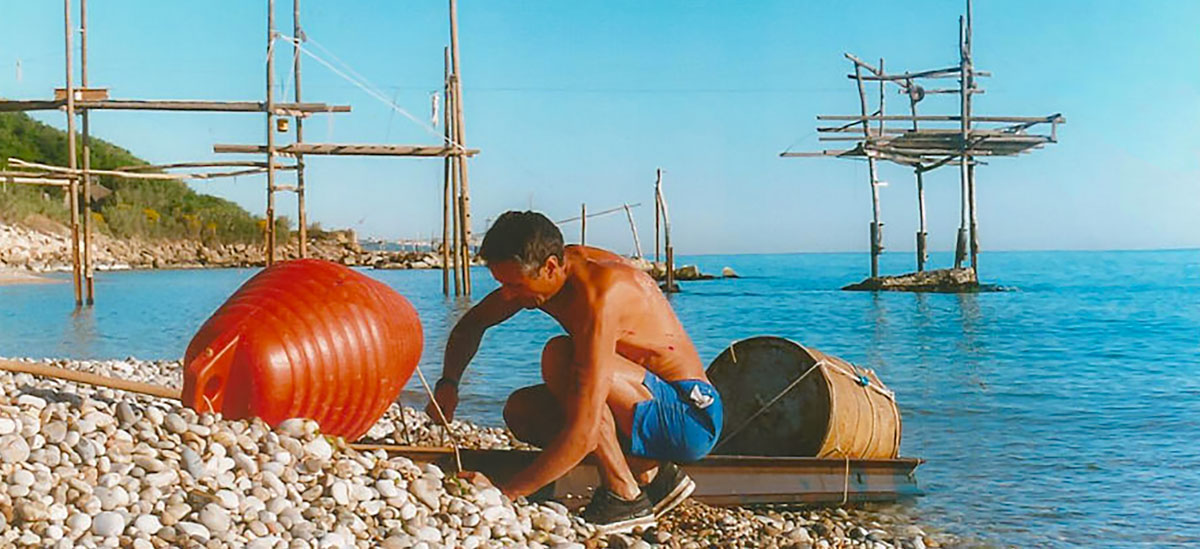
left=91, top=511, right=126, bottom=538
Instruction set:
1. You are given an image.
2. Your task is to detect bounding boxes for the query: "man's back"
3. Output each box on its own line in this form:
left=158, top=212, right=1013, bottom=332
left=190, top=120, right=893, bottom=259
left=539, top=245, right=708, bottom=383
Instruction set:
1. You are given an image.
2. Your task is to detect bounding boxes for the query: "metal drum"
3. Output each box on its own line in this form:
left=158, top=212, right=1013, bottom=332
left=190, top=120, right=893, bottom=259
left=182, top=259, right=423, bottom=441
left=706, top=336, right=901, bottom=459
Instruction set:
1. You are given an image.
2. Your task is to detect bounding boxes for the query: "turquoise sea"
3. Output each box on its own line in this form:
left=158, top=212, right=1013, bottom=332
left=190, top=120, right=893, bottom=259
left=2, top=250, right=1199, bottom=548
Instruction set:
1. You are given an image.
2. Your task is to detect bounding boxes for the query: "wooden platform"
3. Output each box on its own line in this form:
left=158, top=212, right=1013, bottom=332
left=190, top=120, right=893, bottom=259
left=354, top=445, right=924, bottom=507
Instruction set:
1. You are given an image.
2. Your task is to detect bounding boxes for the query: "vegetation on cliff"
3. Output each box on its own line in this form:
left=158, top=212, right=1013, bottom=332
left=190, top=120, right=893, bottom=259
left=0, top=112, right=288, bottom=244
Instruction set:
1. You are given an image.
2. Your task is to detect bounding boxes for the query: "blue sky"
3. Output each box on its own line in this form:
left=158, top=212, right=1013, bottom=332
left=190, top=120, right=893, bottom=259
left=2, top=1, right=1197, bottom=255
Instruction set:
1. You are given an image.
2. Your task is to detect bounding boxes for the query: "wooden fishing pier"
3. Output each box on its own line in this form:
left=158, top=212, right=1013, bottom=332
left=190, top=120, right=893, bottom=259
left=782, top=0, right=1063, bottom=289
left=1, top=0, right=480, bottom=304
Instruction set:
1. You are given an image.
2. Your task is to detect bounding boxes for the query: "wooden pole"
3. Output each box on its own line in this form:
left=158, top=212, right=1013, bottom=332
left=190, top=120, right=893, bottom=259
left=0, top=359, right=182, bottom=401
left=80, top=0, right=94, bottom=304
left=64, top=0, right=82, bottom=306
left=657, top=169, right=667, bottom=263
left=449, top=0, right=472, bottom=295
left=965, top=0, right=979, bottom=273
left=293, top=0, right=308, bottom=258
left=265, top=0, right=278, bottom=266
left=968, top=161, right=979, bottom=271
left=580, top=203, right=586, bottom=245
left=657, top=174, right=676, bottom=293
left=447, top=52, right=463, bottom=297
left=623, top=203, right=642, bottom=258
left=442, top=47, right=453, bottom=296
left=908, top=79, right=927, bottom=273
left=954, top=11, right=970, bottom=270
left=853, top=63, right=881, bottom=279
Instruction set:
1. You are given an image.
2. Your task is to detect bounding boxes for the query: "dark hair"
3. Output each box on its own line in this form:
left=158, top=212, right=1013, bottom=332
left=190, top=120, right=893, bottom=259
left=478, top=211, right=564, bottom=272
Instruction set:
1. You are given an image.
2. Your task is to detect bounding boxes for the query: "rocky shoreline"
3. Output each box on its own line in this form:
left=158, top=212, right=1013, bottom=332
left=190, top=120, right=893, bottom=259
left=0, top=219, right=455, bottom=274
left=0, top=220, right=732, bottom=286
left=0, top=357, right=965, bottom=548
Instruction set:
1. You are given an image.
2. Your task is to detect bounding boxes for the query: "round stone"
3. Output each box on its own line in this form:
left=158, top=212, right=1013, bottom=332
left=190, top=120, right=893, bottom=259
left=199, top=503, right=232, bottom=534
left=303, top=437, right=333, bottom=461
left=0, top=434, right=31, bottom=463
left=134, top=514, right=163, bottom=536
left=66, top=513, right=92, bottom=537
left=92, top=511, right=126, bottom=537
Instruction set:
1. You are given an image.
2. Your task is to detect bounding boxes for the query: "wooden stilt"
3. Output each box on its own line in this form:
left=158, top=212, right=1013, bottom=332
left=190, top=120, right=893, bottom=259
left=449, top=76, right=463, bottom=297
left=954, top=11, right=971, bottom=270
left=265, top=0, right=278, bottom=266
left=448, top=0, right=472, bottom=296
left=64, top=0, right=82, bottom=306
left=852, top=63, right=881, bottom=279
left=80, top=0, right=94, bottom=304
left=906, top=78, right=928, bottom=273
left=964, top=0, right=979, bottom=273
left=293, top=0, right=308, bottom=259
left=657, top=171, right=667, bottom=266
left=442, top=47, right=453, bottom=296
left=657, top=173, right=677, bottom=293
left=968, top=161, right=979, bottom=270
left=665, top=246, right=675, bottom=293
left=916, top=170, right=927, bottom=272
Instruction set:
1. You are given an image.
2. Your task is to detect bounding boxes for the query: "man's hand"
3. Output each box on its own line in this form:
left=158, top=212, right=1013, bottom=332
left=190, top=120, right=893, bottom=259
left=458, top=471, right=517, bottom=501
left=425, top=380, right=459, bottom=425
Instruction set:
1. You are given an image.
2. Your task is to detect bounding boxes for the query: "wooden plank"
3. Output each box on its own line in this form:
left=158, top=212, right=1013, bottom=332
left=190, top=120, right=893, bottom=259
left=0, top=99, right=350, bottom=114
left=213, top=143, right=479, bottom=157
left=53, top=87, right=108, bottom=101
left=0, top=176, right=71, bottom=187
left=117, top=161, right=276, bottom=171
left=352, top=445, right=924, bottom=507
left=818, top=114, right=1065, bottom=123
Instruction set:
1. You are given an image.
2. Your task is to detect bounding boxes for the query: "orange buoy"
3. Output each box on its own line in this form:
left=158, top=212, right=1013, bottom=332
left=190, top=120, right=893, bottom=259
left=182, top=259, right=422, bottom=441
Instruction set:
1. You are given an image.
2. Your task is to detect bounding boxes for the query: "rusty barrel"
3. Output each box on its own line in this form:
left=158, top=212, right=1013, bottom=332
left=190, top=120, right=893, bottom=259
left=182, top=259, right=423, bottom=441
left=705, top=336, right=901, bottom=459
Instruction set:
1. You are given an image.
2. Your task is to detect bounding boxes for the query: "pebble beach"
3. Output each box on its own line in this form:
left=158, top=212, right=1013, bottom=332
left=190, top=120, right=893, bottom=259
left=0, top=357, right=963, bottom=549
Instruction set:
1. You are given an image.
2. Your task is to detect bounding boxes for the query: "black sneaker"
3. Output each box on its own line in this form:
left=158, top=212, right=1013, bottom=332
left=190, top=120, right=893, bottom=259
left=642, top=462, right=696, bottom=518
left=580, top=487, right=656, bottom=535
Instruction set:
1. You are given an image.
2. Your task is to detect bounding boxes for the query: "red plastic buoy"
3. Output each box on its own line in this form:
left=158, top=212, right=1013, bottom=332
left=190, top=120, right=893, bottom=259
left=182, top=259, right=422, bottom=441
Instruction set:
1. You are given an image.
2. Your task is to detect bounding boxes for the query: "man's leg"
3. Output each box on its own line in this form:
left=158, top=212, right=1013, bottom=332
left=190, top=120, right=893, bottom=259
left=503, top=335, right=655, bottom=499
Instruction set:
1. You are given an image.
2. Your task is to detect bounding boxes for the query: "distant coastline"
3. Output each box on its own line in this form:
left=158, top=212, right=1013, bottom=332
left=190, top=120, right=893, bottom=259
left=0, top=217, right=453, bottom=280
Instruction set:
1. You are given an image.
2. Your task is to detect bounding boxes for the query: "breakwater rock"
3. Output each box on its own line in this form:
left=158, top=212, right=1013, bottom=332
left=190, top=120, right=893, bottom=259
left=842, top=268, right=987, bottom=293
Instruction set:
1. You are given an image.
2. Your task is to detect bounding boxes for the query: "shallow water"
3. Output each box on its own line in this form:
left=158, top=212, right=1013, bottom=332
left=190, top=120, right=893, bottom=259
left=2, top=250, right=1199, bottom=547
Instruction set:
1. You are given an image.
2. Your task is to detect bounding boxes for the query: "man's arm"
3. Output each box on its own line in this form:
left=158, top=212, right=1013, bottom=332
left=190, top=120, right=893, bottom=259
left=428, top=289, right=521, bottom=423
left=498, top=296, right=617, bottom=498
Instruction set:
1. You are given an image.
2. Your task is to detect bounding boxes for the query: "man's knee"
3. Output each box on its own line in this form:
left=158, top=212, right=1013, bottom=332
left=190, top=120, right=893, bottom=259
left=503, top=385, right=557, bottom=445
left=541, top=335, right=573, bottom=390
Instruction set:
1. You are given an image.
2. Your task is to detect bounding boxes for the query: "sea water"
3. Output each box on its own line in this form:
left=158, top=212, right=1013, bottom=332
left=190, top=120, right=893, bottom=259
left=2, top=249, right=1198, bottom=547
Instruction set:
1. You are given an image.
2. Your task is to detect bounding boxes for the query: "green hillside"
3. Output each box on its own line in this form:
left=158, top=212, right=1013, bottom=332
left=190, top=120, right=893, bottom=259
left=0, top=112, right=287, bottom=244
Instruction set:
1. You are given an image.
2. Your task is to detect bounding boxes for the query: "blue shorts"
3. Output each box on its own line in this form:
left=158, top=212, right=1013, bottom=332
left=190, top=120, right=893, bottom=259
left=628, top=371, right=723, bottom=463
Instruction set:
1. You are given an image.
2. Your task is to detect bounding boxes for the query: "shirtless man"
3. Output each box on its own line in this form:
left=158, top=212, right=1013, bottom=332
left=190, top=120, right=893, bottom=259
left=426, top=211, right=723, bottom=533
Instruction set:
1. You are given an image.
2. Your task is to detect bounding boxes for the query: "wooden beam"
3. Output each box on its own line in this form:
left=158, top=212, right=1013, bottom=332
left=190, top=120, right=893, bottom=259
left=850, top=68, right=992, bottom=82
left=116, top=160, right=280, bottom=171
left=213, top=143, right=479, bottom=157
left=818, top=114, right=1065, bottom=123
left=0, top=175, right=71, bottom=187
left=779, top=149, right=861, bottom=158
left=0, top=99, right=350, bottom=114
left=8, top=158, right=288, bottom=181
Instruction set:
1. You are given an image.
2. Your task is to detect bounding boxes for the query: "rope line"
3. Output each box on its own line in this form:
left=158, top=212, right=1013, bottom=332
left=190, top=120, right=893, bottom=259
left=274, top=34, right=463, bottom=150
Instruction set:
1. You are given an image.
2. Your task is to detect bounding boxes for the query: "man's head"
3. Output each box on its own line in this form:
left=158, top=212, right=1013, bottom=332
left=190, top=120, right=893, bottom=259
left=479, top=211, right=567, bottom=308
